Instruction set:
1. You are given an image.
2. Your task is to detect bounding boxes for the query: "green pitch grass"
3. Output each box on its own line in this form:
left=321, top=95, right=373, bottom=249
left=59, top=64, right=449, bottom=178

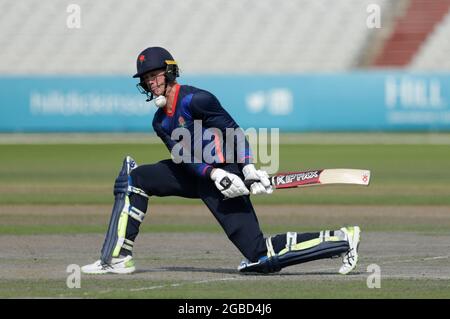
left=0, top=143, right=449, bottom=205
left=1, top=278, right=450, bottom=299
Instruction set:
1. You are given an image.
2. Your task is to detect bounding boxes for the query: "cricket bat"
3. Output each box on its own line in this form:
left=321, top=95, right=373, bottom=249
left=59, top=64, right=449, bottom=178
left=245, top=169, right=371, bottom=189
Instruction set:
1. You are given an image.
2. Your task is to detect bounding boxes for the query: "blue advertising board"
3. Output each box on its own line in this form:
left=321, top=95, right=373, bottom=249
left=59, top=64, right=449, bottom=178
left=1, top=72, right=449, bottom=132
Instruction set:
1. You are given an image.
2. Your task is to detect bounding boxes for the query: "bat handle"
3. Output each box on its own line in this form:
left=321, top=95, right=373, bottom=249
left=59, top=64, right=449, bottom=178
left=244, top=177, right=274, bottom=189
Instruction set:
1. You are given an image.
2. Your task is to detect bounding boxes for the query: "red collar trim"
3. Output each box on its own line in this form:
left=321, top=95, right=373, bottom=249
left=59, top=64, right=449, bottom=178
left=164, top=84, right=180, bottom=117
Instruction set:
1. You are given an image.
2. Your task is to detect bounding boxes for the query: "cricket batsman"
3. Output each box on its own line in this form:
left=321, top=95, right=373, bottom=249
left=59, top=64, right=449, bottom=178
left=81, top=47, right=361, bottom=275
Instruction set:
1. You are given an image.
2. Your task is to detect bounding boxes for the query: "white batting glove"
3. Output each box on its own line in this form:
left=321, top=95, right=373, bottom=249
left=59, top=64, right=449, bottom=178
left=242, top=164, right=273, bottom=195
left=210, top=168, right=250, bottom=199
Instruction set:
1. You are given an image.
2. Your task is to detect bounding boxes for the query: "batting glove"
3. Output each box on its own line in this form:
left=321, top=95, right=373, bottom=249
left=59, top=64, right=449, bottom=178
left=242, top=164, right=273, bottom=195
left=210, top=168, right=250, bottom=199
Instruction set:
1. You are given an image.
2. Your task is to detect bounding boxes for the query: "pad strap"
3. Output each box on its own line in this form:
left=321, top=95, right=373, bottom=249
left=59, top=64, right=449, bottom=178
left=266, top=237, right=276, bottom=258
left=286, top=232, right=297, bottom=251
left=128, top=186, right=149, bottom=198
left=319, top=230, right=331, bottom=242
left=126, top=202, right=146, bottom=223
left=121, top=238, right=134, bottom=252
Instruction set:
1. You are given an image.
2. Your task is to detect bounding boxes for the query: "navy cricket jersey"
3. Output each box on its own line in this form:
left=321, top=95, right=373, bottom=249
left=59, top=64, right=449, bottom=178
left=152, top=84, right=253, bottom=178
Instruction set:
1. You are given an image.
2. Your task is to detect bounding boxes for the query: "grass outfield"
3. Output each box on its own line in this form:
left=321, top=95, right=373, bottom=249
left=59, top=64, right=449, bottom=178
left=0, top=143, right=449, bottom=205
left=2, top=278, right=450, bottom=299
left=1, top=142, right=449, bottom=299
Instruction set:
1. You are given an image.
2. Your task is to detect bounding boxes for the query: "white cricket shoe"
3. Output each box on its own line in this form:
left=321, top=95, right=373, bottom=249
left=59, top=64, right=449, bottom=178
left=81, top=255, right=136, bottom=274
left=338, top=226, right=361, bottom=275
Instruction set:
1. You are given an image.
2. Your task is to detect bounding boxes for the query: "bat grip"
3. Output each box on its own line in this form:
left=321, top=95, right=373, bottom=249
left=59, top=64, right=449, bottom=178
left=244, top=177, right=273, bottom=188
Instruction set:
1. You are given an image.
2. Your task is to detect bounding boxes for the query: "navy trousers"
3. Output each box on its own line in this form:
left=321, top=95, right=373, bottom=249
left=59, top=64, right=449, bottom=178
left=127, top=159, right=268, bottom=262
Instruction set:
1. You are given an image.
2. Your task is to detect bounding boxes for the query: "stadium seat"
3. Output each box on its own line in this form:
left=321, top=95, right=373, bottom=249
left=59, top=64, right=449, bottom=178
left=0, top=0, right=397, bottom=74
left=410, top=10, right=450, bottom=70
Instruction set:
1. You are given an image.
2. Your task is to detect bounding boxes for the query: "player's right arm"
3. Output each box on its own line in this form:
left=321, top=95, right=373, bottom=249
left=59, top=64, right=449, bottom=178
left=190, top=90, right=254, bottom=167
left=152, top=112, right=215, bottom=179
left=190, top=90, right=272, bottom=195
left=152, top=116, right=248, bottom=198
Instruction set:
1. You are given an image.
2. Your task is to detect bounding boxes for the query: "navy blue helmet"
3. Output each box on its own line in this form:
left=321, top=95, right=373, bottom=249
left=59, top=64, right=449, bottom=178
left=133, top=47, right=179, bottom=81
left=134, top=47, right=179, bottom=101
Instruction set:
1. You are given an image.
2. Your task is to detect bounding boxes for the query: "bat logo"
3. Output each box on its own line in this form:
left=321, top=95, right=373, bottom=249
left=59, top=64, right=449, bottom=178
left=362, top=175, right=369, bottom=183
left=277, top=171, right=320, bottom=185
left=129, top=159, right=136, bottom=169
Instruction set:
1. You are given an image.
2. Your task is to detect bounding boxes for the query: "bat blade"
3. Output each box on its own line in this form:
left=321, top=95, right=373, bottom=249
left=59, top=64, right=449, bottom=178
left=272, top=169, right=371, bottom=189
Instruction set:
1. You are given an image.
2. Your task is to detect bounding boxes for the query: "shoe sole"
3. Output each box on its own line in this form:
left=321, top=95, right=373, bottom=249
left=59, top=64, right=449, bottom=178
left=81, top=266, right=136, bottom=275
left=110, top=266, right=136, bottom=274
left=82, top=270, right=109, bottom=275
left=339, top=226, right=360, bottom=275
